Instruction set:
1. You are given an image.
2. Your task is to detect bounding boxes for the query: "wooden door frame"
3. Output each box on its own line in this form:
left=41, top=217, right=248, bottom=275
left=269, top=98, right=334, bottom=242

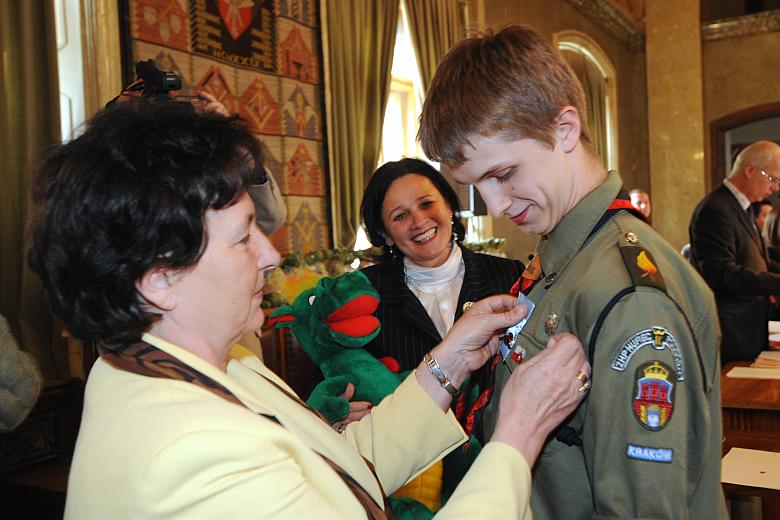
left=710, top=102, right=780, bottom=188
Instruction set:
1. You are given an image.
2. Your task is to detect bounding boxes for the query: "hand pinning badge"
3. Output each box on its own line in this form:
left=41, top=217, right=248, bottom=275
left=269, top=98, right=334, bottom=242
left=499, top=292, right=535, bottom=367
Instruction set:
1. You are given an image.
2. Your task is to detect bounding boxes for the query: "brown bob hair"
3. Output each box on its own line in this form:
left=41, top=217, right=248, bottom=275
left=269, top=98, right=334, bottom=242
left=419, top=25, right=592, bottom=166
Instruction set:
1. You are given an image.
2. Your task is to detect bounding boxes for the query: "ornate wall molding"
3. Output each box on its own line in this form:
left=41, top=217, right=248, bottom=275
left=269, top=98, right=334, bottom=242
left=565, top=0, right=645, bottom=52
left=702, top=9, right=780, bottom=42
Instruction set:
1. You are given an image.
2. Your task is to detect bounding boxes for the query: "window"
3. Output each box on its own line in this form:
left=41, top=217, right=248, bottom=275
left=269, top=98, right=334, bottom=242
left=354, top=2, right=425, bottom=252
left=554, top=31, right=618, bottom=171
left=377, top=2, right=424, bottom=165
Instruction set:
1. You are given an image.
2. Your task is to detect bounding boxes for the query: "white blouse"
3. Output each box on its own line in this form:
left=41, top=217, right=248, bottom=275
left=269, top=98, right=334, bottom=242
left=403, top=245, right=465, bottom=338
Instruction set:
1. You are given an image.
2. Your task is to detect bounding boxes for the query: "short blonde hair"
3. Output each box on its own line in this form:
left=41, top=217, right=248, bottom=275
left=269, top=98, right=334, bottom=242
left=419, top=25, right=591, bottom=166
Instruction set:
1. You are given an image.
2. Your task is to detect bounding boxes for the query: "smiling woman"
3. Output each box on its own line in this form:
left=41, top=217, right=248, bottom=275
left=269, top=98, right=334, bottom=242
left=354, top=158, right=525, bottom=504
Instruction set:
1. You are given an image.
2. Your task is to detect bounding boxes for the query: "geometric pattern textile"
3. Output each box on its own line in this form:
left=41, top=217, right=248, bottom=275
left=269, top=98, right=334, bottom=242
left=124, top=0, right=329, bottom=254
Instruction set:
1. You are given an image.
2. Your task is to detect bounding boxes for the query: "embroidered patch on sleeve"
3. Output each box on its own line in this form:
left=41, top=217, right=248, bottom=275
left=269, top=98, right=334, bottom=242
left=626, top=443, right=673, bottom=463
left=632, top=361, right=675, bottom=431
left=612, top=326, right=684, bottom=381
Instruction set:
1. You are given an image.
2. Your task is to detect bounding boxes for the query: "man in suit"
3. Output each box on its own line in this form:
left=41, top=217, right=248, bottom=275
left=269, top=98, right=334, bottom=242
left=689, top=140, right=780, bottom=364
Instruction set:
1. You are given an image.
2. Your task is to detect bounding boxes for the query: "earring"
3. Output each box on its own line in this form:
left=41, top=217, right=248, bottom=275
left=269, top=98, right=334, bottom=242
left=388, top=244, right=396, bottom=256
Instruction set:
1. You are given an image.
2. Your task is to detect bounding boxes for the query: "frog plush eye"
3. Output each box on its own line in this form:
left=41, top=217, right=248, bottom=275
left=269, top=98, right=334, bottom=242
left=308, top=295, right=316, bottom=305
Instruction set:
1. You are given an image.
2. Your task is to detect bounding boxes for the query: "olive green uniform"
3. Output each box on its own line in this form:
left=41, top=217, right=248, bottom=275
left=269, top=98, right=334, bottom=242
left=483, top=172, right=726, bottom=519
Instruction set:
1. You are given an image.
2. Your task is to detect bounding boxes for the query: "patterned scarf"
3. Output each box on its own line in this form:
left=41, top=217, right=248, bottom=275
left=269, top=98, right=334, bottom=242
left=99, top=341, right=392, bottom=519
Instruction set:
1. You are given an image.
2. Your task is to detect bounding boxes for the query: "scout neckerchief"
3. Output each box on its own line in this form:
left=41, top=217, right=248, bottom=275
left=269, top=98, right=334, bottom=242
left=509, top=189, right=647, bottom=297
left=460, top=188, right=647, bottom=442
left=99, top=341, right=393, bottom=520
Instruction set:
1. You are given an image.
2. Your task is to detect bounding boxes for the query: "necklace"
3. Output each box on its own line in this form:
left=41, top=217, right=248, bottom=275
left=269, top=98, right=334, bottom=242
left=404, top=270, right=458, bottom=296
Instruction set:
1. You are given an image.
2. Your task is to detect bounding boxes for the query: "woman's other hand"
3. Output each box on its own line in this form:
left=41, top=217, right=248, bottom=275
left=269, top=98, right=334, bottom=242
left=331, top=383, right=372, bottom=433
left=197, top=90, right=230, bottom=117
left=492, top=332, right=590, bottom=465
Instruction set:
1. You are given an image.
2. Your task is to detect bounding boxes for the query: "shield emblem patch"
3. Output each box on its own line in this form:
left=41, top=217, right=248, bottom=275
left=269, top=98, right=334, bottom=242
left=632, top=361, right=675, bottom=431
left=219, top=0, right=255, bottom=40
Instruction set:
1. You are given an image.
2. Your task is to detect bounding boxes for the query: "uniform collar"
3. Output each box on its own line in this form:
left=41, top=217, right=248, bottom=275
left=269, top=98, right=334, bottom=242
left=537, top=170, right=622, bottom=283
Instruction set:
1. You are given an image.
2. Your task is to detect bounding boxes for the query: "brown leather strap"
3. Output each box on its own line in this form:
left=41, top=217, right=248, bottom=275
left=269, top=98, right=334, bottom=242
left=99, top=341, right=391, bottom=519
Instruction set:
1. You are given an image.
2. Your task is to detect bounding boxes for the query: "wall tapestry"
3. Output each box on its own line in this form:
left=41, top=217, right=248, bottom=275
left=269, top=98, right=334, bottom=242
left=123, top=0, right=329, bottom=254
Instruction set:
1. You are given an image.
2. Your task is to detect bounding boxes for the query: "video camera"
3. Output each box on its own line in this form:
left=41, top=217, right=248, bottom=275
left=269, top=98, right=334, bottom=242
left=134, top=60, right=182, bottom=96
left=121, top=60, right=182, bottom=97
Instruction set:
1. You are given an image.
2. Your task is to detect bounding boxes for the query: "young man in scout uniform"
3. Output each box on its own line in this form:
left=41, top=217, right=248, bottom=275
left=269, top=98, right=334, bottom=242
left=419, top=25, right=726, bottom=519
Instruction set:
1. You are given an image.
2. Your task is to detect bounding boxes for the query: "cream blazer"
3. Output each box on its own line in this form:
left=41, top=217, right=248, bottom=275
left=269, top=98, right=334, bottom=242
left=64, top=334, right=532, bottom=519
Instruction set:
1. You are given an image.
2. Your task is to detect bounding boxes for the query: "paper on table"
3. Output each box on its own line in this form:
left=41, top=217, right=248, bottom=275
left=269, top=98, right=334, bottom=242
left=753, top=351, right=780, bottom=368
left=758, top=351, right=780, bottom=361
left=769, top=321, right=780, bottom=334
left=722, top=448, right=780, bottom=490
left=727, top=366, right=780, bottom=379
left=770, top=332, right=780, bottom=343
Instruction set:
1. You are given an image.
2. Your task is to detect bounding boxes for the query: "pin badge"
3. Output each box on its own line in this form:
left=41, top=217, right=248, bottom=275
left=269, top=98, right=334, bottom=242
left=625, top=232, right=638, bottom=244
left=511, top=345, right=526, bottom=365
left=545, top=313, right=560, bottom=336
left=462, top=301, right=474, bottom=313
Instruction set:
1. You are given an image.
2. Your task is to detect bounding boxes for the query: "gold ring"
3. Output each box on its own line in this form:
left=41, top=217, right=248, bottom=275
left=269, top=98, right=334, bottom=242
left=578, top=380, right=591, bottom=393
left=576, top=370, right=588, bottom=385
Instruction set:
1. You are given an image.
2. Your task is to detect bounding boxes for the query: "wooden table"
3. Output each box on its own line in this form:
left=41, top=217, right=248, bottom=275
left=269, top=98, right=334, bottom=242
left=721, top=362, right=780, bottom=517
left=721, top=361, right=780, bottom=453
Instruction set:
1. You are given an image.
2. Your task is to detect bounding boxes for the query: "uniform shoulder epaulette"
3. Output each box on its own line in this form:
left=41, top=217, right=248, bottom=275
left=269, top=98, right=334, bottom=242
left=616, top=230, right=667, bottom=293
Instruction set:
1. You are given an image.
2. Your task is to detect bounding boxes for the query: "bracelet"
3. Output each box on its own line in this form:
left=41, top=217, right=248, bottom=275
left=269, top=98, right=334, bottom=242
left=424, top=353, right=460, bottom=396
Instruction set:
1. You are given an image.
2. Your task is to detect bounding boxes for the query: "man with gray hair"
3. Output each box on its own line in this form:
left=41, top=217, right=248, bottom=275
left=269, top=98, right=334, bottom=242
left=689, top=140, right=780, bottom=363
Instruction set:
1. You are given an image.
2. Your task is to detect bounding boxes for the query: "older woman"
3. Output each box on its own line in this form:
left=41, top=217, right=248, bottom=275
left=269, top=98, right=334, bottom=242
left=29, top=98, right=589, bottom=519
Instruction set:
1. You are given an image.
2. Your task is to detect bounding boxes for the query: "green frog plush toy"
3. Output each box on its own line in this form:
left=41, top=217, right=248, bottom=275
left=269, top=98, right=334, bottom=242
left=267, top=271, right=438, bottom=518
left=267, top=270, right=403, bottom=422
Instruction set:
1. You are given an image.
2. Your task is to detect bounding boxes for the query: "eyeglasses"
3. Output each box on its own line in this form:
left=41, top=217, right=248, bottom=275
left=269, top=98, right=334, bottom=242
left=760, top=170, right=780, bottom=184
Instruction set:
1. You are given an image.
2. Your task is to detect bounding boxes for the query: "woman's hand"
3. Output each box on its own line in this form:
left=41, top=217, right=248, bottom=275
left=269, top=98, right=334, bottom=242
left=197, top=90, right=230, bottom=117
left=416, top=294, right=527, bottom=409
left=491, top=332, right=590, bottom=466
left=331, top=383, right=372, bottom=433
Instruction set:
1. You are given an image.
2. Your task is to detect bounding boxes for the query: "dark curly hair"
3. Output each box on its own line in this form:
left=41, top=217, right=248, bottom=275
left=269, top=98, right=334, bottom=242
left=360, top=158, right=466, bottom=262
left=28, top=97, right=263, bottom=347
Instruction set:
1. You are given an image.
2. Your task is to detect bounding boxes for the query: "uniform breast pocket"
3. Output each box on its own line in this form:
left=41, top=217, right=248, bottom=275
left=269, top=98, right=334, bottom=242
left=517, top=328, right=585, bottom=457
left=516, top=330, right=547, bottom=358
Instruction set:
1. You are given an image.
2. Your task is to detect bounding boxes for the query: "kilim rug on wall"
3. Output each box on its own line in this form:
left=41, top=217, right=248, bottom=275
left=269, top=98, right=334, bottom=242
left=122, top=0, right=329, bottom=255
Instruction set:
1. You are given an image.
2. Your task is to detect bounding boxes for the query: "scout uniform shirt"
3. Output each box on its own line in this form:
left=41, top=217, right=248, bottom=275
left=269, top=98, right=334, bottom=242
left=482, top=172, right=727, bottom=519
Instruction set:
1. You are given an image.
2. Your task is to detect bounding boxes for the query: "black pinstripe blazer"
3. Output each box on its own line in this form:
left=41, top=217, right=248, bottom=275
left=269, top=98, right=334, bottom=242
left=361, top=246, right=524, bottom=371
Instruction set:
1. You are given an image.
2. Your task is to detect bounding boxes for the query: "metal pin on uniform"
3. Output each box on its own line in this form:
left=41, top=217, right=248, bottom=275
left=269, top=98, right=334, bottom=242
left=545, top=313, right=560, bottom=336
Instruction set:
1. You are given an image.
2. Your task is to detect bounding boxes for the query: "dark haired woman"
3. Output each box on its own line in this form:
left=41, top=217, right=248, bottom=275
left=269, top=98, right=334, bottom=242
left=29, top=98, right=588, bottom=518
left=359, top=158, right=524, bottom=501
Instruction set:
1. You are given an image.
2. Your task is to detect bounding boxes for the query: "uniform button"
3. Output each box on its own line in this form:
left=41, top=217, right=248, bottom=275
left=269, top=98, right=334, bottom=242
left=625, top=232, right=638, bottom=244
left=545, top=272, right=557, bottom=284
